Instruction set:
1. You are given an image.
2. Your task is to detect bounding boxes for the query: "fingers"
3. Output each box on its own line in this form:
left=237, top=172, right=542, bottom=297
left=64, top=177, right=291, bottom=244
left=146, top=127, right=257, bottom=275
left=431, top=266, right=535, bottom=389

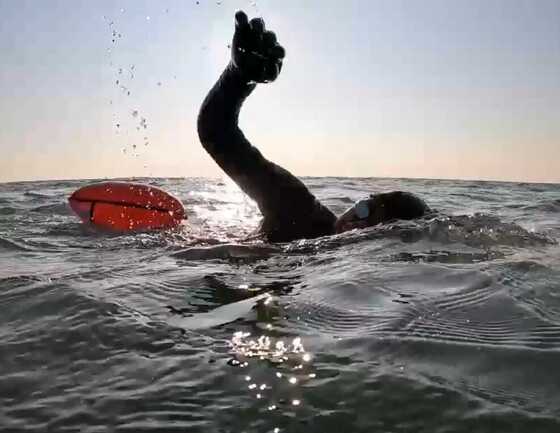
left=262, top=30, right=276, bottom=46
left=269, top=44, right=285, bottom=59
left=248, top=18, right=266, bottom=54
left=235, top=11, right=248, bottom=29
left=249, top=17, right=265, bottom=33
left=232, top=11, right=285, bottom=83
left=262, top=59, right=281, bottom=82
left=262, top=31, right=285, bottom=61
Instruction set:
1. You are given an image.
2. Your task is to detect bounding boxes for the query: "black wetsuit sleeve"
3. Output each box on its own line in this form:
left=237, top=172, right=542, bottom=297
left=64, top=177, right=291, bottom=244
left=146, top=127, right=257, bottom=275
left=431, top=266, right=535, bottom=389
left=197, top=64, right=336, bottom=242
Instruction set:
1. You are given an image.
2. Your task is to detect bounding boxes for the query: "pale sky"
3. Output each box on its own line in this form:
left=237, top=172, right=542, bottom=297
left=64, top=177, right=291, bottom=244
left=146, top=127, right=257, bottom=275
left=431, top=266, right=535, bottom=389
left=1, top=0, right=559, bottom=183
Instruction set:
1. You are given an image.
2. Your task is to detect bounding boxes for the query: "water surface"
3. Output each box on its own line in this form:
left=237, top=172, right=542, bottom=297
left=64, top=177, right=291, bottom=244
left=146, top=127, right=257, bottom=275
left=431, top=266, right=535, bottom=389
left=1, top=177, right=559, bottom=432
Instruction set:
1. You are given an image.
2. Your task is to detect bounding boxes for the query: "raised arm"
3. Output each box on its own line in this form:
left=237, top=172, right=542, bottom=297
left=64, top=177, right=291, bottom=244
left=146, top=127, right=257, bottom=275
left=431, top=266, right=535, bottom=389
left=197, top=11, right=336, bottom=242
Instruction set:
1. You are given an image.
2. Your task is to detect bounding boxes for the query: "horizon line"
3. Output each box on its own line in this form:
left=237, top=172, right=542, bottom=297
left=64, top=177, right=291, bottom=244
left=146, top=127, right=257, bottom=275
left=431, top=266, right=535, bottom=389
left=1, top=174, right=559, bottom=187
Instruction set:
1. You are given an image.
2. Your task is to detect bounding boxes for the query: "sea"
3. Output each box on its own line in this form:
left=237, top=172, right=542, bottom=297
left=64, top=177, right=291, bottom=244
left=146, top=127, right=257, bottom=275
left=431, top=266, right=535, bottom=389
left=1, top=176, right=559, bottom=433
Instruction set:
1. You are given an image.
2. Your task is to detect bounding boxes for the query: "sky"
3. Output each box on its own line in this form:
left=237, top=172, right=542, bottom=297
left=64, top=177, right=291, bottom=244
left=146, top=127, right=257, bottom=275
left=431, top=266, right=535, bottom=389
left=1, top=0, right=559, bottom=183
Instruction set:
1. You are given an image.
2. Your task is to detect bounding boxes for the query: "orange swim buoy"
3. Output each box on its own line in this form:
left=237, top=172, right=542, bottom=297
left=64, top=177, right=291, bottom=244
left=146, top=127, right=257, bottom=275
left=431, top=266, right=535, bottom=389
left=68, top=182, right=185, bottom=231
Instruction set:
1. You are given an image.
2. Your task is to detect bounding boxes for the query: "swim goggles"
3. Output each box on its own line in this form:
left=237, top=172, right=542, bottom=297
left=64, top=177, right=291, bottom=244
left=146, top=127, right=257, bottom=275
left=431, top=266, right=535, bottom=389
left=353, top=199, right=371, bottom=220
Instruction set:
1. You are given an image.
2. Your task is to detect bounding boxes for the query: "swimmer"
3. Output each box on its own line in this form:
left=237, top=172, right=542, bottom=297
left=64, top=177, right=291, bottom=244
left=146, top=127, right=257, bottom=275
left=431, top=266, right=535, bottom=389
left=198, top=11, right=429, bottom=242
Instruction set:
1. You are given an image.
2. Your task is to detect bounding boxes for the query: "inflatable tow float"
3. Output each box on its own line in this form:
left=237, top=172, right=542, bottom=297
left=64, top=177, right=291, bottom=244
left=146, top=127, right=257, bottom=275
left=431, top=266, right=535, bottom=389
left=68, top=182, right=185, bottom=231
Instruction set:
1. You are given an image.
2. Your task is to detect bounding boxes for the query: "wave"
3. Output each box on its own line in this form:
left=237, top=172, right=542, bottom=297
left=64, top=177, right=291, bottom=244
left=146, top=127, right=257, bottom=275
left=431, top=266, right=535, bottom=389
left=426, top=214, right=556, bottom=248
left=385, top=249, right=505, bottom=264
left=0, top=237, right=32, bottom=252
left=286, top=271, right=560, bottom=351
left=170, top=243, right=277, bottom=261
left=23, top=191, right=56, bottom=199
left=30, top=203, right=71, bottom=215
left=0, top=275, right=44, bottom=292
left=523, top=199, right=560, bottom=213
left=0, top=207, right=17, bottom=215
left=286, top=213, right=556, bottom=256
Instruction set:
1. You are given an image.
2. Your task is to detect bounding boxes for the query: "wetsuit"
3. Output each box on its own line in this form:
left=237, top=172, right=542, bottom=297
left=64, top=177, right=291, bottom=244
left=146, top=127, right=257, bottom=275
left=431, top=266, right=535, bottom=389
left=197, top=64, right=337, bottom=242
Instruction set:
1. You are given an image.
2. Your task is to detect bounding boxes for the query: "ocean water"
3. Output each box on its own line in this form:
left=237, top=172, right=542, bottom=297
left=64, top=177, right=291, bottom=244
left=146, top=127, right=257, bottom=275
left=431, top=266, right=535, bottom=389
left=1, top=176, right=559, bottom=433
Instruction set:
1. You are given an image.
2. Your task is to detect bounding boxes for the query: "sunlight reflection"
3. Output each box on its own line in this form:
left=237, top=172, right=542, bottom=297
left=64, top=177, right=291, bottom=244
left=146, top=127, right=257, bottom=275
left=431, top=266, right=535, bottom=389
left=188, top=180, right=261, bottom=240
left=229, top=331, right=307, bottom=363
left=228, top=328, right=317, bottom=415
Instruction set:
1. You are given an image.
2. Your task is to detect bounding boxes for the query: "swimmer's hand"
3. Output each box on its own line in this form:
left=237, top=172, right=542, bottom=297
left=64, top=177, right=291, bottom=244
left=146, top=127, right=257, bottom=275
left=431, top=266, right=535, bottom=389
left=231, top=10, right=285, bottom=83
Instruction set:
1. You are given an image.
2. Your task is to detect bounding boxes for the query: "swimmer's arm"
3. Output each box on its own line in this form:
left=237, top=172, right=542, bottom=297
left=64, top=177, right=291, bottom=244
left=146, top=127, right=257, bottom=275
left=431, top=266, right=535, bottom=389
left=197, top=12, right=318, bottom=217
left=197, top=63, right=265, bottom=205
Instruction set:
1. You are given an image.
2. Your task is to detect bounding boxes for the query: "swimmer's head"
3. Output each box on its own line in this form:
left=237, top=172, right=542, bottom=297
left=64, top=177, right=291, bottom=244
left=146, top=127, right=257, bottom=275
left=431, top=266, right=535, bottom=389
left=335, top=191, right=430, bottom=233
